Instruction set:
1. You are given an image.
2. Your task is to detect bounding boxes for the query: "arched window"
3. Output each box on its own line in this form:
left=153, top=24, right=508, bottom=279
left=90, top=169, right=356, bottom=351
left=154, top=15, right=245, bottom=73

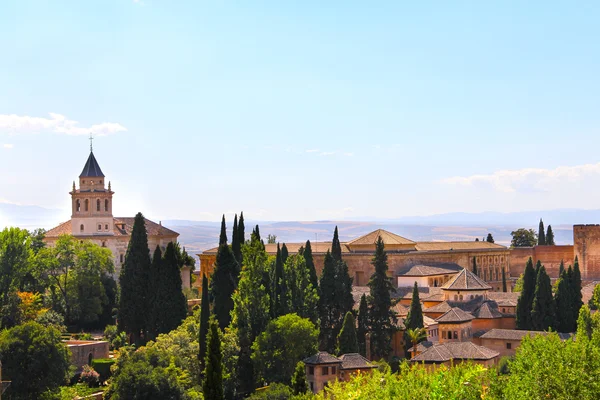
left=459, top=294, right=463, bottom=301
left=98, top=224, right=102, bottom=231
left=96, top=199, right=101, bottom=212
left=454, top=295, right=458, bottom=301
left=105, top=199, right=109, bottom=212
left=85, top=199, right=89, bottom=211
left=105, top=224, right=109, bottom=230
left=76, top=199, right=81, bottom=212
left=102, top=241, right=106, bottom=247
left=80, top=224, right=84, bottom=232
left=434, top=279, right=438, bottom=287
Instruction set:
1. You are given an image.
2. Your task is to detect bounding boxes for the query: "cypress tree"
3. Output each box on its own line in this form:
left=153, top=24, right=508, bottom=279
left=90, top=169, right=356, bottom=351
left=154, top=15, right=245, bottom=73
left=291, top=361, right=308, bottom=395
left=502, top=268, right=507, bottom=292
left=162, top=242, right=187, bottom=333
left=319, top=250, right=338, bottom=352
left=367, top=236, right=396, bottom=359
left=405, top=282, right=424, bottom=331
left=118, top=212, right=151, bottom=345
left=535, top=260, right=542, bottom=276
left=516, top=257, right=536, bottom=330
left=559, top=260, right=565, bottom=277
left=571, top=256, right=583, bottom=330
left=337, top=311, right=359, bottom=355
left=531, top=266, right=556, bottom=331
left=538, top=219, right=546, bottom=245
left=303, top=240, right=319, bottom=292
left=210, top=224, right=238, bottom=330
left=472, top=257, right=478, bottom=276
left=357, top=294, right=369, bottom=357
left=238, top=212, right=245, bottom=247
left=253, top=224, right=261, bottom=242
left=546, top=225, right=555, bottom=245
left=273, top=244, right=288, bottom=317
left=199, top=274, right=210, bottom=372
left=232, top=214, right=242, bottom=265
left=203, top=318, right=224, bottom=400
left=147, top=245, right=163, bottom=340
left=219, top=215, right=227, bottom=246
left=332, top=226, right=342, bottom=262
left=281, top=243, right=289, bottom=265
left=486, top=233, right=495, bottom=243
left=554, top=269, right=572, bottom=333
left=577, top=305, right=594, bottom=341
left=335, top=259, right=354, bottom=321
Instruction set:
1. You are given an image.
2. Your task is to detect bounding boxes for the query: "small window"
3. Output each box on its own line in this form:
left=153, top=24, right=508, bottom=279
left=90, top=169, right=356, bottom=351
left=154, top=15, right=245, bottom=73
left=454, top=331, right=458, bottom=339
left=82, top=180, right=85, bottom=184
left=105, top=199, right=109, bottom=212
left=120, top=254, right=124, bottom=263
left=331, top=366, right=336, bottom=375
left=459, top=295, right=463, bottom=301
left=105, top=224, right=109, bottom=230
left=506, top=342, right=512, bottom=350
left=96, top=199, right=101, bottom=212
left=322, top=366, right=328, bottom=376
left=308, top=366, right=314, bottom=375
left=98, top=224, right=102, bottom=231
left=76, top=199, right=81, bottom=212
left=102, top=241, right=106, bottom=248
left=80, top=224, right=84, bottom=232
left=502, top=308, right=506, bottom=313
left=442, top=330, right=447, bottom=339
left=99, top=180, right=103, bottom=184
left=85, top=199, right=89, bottom=211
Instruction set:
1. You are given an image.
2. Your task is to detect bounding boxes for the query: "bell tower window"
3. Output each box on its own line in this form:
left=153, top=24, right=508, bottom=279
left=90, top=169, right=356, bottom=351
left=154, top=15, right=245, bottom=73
left=76, top=200, right=81, bottom=212
left=85, top=199, right=89, bottom=211
left=105, top=199, right=109, bottom=212
left=96, top=199, right=101, bottom=212
left=80, top=224, right=84, bottom=232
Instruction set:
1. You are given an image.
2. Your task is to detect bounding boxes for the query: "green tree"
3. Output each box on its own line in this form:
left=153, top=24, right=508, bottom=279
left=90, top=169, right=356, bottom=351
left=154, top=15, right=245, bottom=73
left=367, top=236, right=396, bottom=359
left=119, top=212, right=151, bottom=345
left=302, top=240, right=319, bottom=293
left=554, top=269, right=572, bottom=332
left=576, top=304, right=594, bottom=341
left=232, top=214, right=242, bottom=266
left=472, top=256, right=478, bottom=276
left=203, top=318, right=224, bottom=400
left=538, top=219, right=546, bottom=245
left=319, top=250, right=342, bottom=352
left=405, top=282, right=424, bottom=331
left=486, top=233, right=495, bottom=243
left=502, top=268, right=507, bottom=292
left=161, top=242, right=188, bottom=333
left=291, top=361, right=308, bottom=395
left=357, top=294, right=369, bottom=357
left=511, top=228, right=538, bottom=248
left=337, top=311, right=359, bottom=355
left=331, top=226, right=342, bottom=262
left=516, top=258, right=536, bottom=330
left=284, top=254, right=319, bottom=324
left=406, top=327, right=427, bottom=359
left=267, top=234, right=277, bottom=244
left=589, top=284, right=600, bottom=310
left=571, top=256, right=583, bottom=329
left=251, top=314, right=318, bottom=386
left=281, top=243, right=289, bottom=265
left=199, top=275, right=210, bottom=373
left=546, top=225, right=555, bottom=245
left=531, top=266, right=556, bottom=331
left=559, top=260, right=565, bottom=276
left=211, top=218, right=239, bottom=330
left=219, top=215, right=227, bottom=246
left=238, top=212, right=246, bottom=248
left=0, top=322, right=70, bottom=400
left=272, top=244, right=288, bottom=318
left=147, top=245, right=163, bottom=340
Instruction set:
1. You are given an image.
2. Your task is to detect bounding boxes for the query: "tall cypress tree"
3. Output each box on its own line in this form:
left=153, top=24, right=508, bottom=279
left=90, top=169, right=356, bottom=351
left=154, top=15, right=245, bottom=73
left=337, top=311, right=359, bottom=355
left=203, top=318, right=224, bottom=400
left=357, top=294, right=369, bottom=357
left=486, top=233, right=495, bottom=243
left=531, top=266, right=556, bottom=331
left=273, top=244, right=288, bottom=317
left=161, top=242, right=187, bottom=333
left=238, top=212, right=245, bottom=247
left=331, top=226, right=342, bottom=262
left=210, top=220, right=238, bottom=330
left=335, top=259, right=354, bottom=322
left=546, top=225, right=555, bottom=245
left=516, top=258, right=536, bottom=330
left=554, top=269, right=572, bottom=333
left=559, top=260, right=565, bottom=277
left=472, top=257, right=478, bottom=276
left=219, top=215, right=227, bottom=246
left=232, top=214, right=242, bottom=265
left=147, top=245, right=163, bottom=340
left=502, top=268, right=507, bottom=292
left=303, top=240, right=319, bottom=292
left=405, top=282, right=424, bottom=331
left=319, top=250, right=338, bottom=352
left=571, top=256, right=583, bottom=330
left=281, top=243, right=289, bottom=265
left=199, top=274, right=210, bottom=373
left=367, top=236, right=396, bottom=359
left=119, top=212, right=151, bottom=345
left=538, top=219, right=546, bottom=245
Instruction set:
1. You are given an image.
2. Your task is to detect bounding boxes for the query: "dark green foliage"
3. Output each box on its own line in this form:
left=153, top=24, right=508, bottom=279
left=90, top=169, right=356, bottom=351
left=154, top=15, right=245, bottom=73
left=219, top=215, right=227, bottom=246
left=147, top=245, right=163, bottom=340
left=0, top=227, right=32, bottom=325
left=486, top=233, right=495, bottom=243
left=91, top=358, right=115, bottom=383
left=472, top=256, right=478, bottom=276
left=303, top=240, right=319, bottom=293
left=199, top=275, right=210, bottom=372
left=535, top=260, right=542, bottom=275
left=559, top=260, right=565, bottom=277
left=238, top=212, right=245, bottom=247
left=0, top=322, right=70, bottom=400
left=162, top=242, right=188, bottom=332
left=211, top=237, right=238, bottom=330
left=291, top=361, right=308, bottom=395
left=119, top=212, right=151, bottom=345
left=572, top=256, right=583, bottom=322
left=251, top=314, right=318, bottom=386
left=531, top=266, right=556, bottom=331
left=502, top=268, right=507, bottom=292
left=203, top=318, right=224, bottom=400
left=337, top=311, right=359, bottom=355
left=232, top=214, right=242, bottom=265
left=357, top=294, right=369, bottom=357
left=538, top=219, right=546, bottom=245
left=589, top=284, right=600, bottom=311
left=367, top=236, right=396, bottom=359
left=511, top=228, right=538, bottom=247
left=273, top=244, right=288, bottom=318
left=516, top=258, right=536, bottom=330
left=284, top=255, right=319, bottom=324
left=248, top=383, right=293, bottom=400
left=554, top=270, right=572, bottom=333
left=546, top=225, right=555, bottom=245
left=334, top=259, right=354, bottom=325
left=404, top=282, right=424, bottom=355
left=332, top=226, right=342, bottom=262
left=253, top=224, right=262, bottom=243
left=281, top=243, right=289, bottom=265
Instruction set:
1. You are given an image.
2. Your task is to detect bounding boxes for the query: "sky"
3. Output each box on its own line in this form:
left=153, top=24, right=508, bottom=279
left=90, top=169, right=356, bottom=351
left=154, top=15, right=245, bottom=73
left=1, top=0, right=600, bottom=222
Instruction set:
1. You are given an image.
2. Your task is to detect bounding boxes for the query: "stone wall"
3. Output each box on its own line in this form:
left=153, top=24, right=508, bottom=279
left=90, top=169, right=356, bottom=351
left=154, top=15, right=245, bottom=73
left=574, top=225, right=600, bottom=281
left=509, top=245, right=574, bottom=279
left=65, top=340, right=109, bottom=371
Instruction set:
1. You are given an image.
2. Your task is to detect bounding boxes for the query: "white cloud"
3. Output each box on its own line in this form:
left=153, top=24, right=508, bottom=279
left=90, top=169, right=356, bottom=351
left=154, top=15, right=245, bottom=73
left=320, top=151, right=335, bottom=156
left=0, top=113, right=127, bottom=136
left=306, top=149, right=320, bottom=153
left=2, top=144, right=13, bottom=149
left=343, top=152, right=354, bottom=157
left=441, top=162, right=600, bottom=193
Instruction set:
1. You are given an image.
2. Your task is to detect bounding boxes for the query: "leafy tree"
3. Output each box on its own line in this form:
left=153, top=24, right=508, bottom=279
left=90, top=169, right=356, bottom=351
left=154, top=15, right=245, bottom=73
left=0, top=228, right=33, bottom=327
left=211, top=219, right=238, bottom=330
left=502, top=268, right=507, bottom=292
left=472, top=256, right=477, bottom=276
left=406, top=327, right=427, bottom=359
left=203, top=318, right=224, bottom=400
left=232, top=214, right=242, bottom=266
left=367, top=236, right=396, bottom=359
left=554, top=269, right=572, bottom=332
left=538, top=219, right=546, bottom=245
left=291, top=361, right=309, bottom=395
left=267, top=234, right=277, bottom=244
left=511, top=228, right=538, bottom=248
left=284, top=254, right=319, bottom=324
left=589, top=284, right=600, bottom=310
left=161, top=242, right=188, bottom=333
left=199, top=275, right=210, bottom=372
left=302, top=240, right=319, bottom=293
left=337, top=311, right=359, bottom=355
left=559, top=260, right=565, bottom=277
left=546, top=225, right=555, bottom=245
left=272, top=244, right=288, bottom=318
left=119, top=212, right=151, bottom=345
left=331, top=226, right=342, bottom=262
left=248, top=383, right=293, bottom=400
left=531, top=266, right=556, bottom=331
left=516, top=258, right=536, bottom=330
left=577, top=304, right=594, bottom=341
left=357, top=294, right=369, bottom=357
left=0, top=322, right=70, bottom=400
left=252, top=314, right=318, bottom=386
left=486, top=233, right=495, bottom=243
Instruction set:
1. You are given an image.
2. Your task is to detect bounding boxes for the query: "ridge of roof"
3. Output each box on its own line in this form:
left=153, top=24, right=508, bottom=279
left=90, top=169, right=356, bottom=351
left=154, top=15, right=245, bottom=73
left=435, top=307, right=475, bottom=323
left=411, top=342, right=499, bottom=362
left=347, top=229, right=416, bottom=246
left=442, top=268, right=492, bottom=291
left=80, top=151, right=105, bottom=178
left=303, top=351, right=341, bottom=365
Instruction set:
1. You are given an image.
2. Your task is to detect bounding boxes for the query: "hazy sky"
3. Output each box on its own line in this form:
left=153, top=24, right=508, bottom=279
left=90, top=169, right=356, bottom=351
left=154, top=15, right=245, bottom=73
left=1, top=1, right=600, bottom=222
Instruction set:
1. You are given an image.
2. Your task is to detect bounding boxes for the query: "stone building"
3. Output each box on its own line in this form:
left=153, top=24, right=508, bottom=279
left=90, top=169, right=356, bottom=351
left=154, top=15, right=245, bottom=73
left=303, top=351, right=377, bottom=393
left=473, top=329, right=572, bottom=357
left=410, top=341, right=499, bottom=369
left=44, top=148, right=186, bottom=280
left=64, top=340, right=110, bottom=371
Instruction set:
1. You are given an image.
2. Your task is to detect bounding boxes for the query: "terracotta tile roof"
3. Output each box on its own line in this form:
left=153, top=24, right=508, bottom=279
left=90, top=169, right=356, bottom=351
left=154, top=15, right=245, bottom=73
left=338, top=353, right=377, bottom=370
left=472, top=302, right=503, bottom=319
left=435, top=307, right=475, bottom=323
left=397, top=263, right=463, bottom=277
left=423, top=316, right=438, bottom=328
left=45, top=221, right=72, bottom=237
left=424, top=301, right=453, bottom=314
left=408, top=340, right=434, bottom=353
left=414, top=242, right=507, bottom=251
left=487, top=292, right=519, bottom=307
left=442, top=269, right=491, bottom=291
left=347, top=229, right=415, bottom=246
left=303, top=351, right=341, bottom=365
left=392, top=302, right=409, bottom=317
left=393, top=286, right=443, bottom=301
left=479, top=329, right=573, bottom=341
left=45, top=218, right=178, bottom=238
left=411, top=342, right=499, bottom=363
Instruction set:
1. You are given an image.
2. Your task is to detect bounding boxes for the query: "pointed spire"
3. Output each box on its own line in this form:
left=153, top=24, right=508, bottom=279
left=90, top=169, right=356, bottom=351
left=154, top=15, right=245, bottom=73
left=72, top=181, right=76, bottom=191
left=108, top=181, right=111, bottom=191
left=219, top=215, right=227, bottom=246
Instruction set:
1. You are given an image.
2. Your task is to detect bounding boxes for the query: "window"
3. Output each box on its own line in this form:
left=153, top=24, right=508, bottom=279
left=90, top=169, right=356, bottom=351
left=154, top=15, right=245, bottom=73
left=98, top=224, right=102, bottom=231
left=502, top=308, right=506, bottom=313
left=442, top=330, right=447, bottom=339
left=80, top=224, right=84, bottom=232
left=308, top=366, right=314, bottom=376
left=100, top=180, right=103, bottom=184
left=102, top=241, right=106, bottom=247
left=454, top=295, right=458, bottom=301
left=85, top=199, right=89, bottom=211
left=76, top=199, right=81, bottom=212
left=97, top=199, right=101, bottom=212
left=120, top=254, right=124, bottom=263
left=459, top=295, right=463, bottom=301
left=321, top=366, right=328, bottom=376
left=310, top=382, right=314, bottom=392
left=82, top=180, right=85, bottom=184
left=454, top=331, right=458, bottom=339
left=105, top=199, right=109, bottom=212
left=105, top=224, right=109, bottom=230
left=506, top=342, right=512, bottom=350
left=331, top=366, right=336, bottom=375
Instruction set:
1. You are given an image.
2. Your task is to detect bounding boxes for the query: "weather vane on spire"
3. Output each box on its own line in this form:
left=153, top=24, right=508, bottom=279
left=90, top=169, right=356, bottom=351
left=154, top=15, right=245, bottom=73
left=89, top=132, right=94, bottom=152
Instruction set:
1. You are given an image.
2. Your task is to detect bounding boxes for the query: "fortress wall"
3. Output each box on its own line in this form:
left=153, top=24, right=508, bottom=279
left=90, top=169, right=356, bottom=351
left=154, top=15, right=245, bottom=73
left=509, top=246, right=574, bottom=279
left=574, top=225, right=600, bottom=281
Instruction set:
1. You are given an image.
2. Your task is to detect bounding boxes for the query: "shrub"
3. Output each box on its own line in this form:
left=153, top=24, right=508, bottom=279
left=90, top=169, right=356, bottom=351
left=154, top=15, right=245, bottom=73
left=80, top=365, right=100, bottom=388
left=104, top=324, right=118, bottom=342
left=111, top=331, right=128, bottom=350
left=92, top=358, right=116, bottom=383
left=249, top=383, right=293, bottom=400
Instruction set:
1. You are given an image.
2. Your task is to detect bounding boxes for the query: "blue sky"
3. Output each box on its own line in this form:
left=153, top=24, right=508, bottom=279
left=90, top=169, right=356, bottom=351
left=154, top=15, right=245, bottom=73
left=1, top=0, right=600, bottom=222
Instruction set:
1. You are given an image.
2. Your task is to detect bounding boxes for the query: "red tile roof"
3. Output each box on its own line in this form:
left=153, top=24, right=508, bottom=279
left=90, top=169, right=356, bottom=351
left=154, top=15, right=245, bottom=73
left=411, top=342, right=499, bottom=363
left=442, top=269, right=491, bottom=291
left=45, top=217, right=178, bottom=238
left=347, top=229, right=415, bottom=246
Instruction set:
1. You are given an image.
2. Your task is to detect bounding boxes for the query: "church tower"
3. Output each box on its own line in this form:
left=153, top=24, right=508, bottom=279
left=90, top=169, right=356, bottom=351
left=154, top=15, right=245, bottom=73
left=70, top=147, right=115, bottom=236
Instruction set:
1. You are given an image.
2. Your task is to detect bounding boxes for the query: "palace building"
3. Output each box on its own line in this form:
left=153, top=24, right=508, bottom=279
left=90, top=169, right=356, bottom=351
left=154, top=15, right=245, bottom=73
left=44, top=148, right=180, bottom=276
